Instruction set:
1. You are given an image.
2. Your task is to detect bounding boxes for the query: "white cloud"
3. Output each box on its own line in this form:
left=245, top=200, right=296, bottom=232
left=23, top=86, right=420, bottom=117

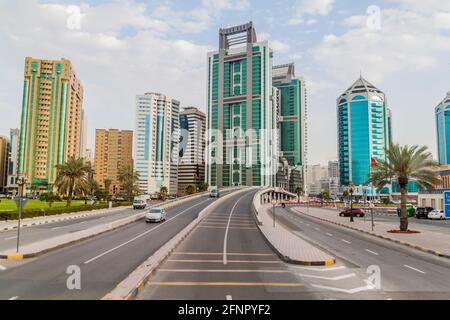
left=289, top=0, right=334, bottom=25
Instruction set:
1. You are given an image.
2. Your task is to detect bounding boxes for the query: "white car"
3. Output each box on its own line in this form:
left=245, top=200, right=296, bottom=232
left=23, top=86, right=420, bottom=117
left=145, top=208, right=167, bottom=223
left=428, top=210, right=445, bottom=220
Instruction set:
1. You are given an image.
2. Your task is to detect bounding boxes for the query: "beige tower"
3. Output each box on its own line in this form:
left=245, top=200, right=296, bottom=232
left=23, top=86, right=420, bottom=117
left=94, top=129, right=133, bottom=195
left=0, top=136, right=8, bottom=192
left=18, top=57, right=84, bottom=191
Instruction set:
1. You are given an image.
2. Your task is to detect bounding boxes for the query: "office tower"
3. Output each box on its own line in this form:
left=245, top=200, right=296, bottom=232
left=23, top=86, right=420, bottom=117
left=386, top=108, right=393, bottom=146
left=18, top=57, right=84, bottom=191
left=178, top=107, right=206, bottom=193
left=337, top=76, right=388, bottom=187
left=94, top=129, right=133, bottom=195
left=134, top=92, right=180, bottom=195
left=206, top=22, right=278, bottom=188
left=273, top=63, right=308, bottom=191
left=6, top=129, right=20, bottom=194
left=80, top=110, right=88, bottom=159
left=436, top=91, right=450, bottom=164
left=0, top=136, right=8, bottom=192
left=328, top=160, right=339, bottom=179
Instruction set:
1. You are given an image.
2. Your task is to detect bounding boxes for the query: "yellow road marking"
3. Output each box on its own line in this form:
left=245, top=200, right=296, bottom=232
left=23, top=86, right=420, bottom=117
left=198, top=226, right=257, bottom=230
left=167, top=259, right=281, bottom=264
left=173, top=252, right=274, bottom=256
left=158, top=269, right=289, bottom=273
left=148, top=281, right=304, bottom=287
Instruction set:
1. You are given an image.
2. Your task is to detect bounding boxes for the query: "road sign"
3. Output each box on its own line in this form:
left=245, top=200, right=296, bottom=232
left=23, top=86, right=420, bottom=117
left=444, top=191, right=450, bottom=219
left=14, top=197, right=28, bottom=210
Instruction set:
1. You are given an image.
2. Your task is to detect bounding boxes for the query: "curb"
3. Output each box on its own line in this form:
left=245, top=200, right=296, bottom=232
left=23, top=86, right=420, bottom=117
left=102, top=187, right=251, bottom=300
left=252, top=190, right=335, bottom=266
left=0, top=191, right=222, bottom=260
left=293, top=208, right=450, bottom=260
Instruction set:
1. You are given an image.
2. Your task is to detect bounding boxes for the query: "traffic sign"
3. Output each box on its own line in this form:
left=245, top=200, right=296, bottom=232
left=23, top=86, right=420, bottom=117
left=14, top=197, right=28, bottom=210
left=444, top=191, right=450, bottom=219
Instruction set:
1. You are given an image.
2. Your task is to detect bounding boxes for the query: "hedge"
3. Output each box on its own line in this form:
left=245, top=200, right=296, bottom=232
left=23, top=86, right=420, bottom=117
left=0, top=202, right=132, bottom=221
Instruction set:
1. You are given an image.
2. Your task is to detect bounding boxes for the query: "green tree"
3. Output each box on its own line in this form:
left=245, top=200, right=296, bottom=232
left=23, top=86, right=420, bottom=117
left=84, top=162, right=99, bottom=203
left=55, top=157, right=90, bottom=207
left=117, top=165, right=140, bottom=202
left=159, top=186, right=168, bottom=201
left=199, top=182, right=209, bottom=192
left=185, top=185, right=196, bottom=195
left=369, top=144, right=440, bottom=231
left=39, top=192, right=61, bottom=208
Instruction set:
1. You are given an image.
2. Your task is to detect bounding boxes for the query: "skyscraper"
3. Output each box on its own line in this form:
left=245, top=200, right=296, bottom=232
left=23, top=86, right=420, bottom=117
left=134, top=92, right=180, bottom=195
left=6, top=129, right=20, bottom=194
left=273, top=63, right=308, bottom=190
left=94, top=129, right=133, bottom=195
left=0, top=136, right=8, bottom=193
left=206, top=22, right=278, bottom=188
left=178, top=107, right=206, bottom=193
left=436, top=91, right=450, bottom=165
left=18, top=57, right=84, bottom=191
left=337, top=76, right=388, bottom=187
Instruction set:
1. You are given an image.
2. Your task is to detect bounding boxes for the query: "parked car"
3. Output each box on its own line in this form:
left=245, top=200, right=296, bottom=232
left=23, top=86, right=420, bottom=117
left=210, top=189, right=220, bottom=198
left=415, top=207, right=434, bottom=219
left=428, top=210, right=445, bottom=220
left=145, top=208, right=166, bottom=223
left=339, top=208, right=365, bottom=218
left=133, top=199, right=147, bottom=210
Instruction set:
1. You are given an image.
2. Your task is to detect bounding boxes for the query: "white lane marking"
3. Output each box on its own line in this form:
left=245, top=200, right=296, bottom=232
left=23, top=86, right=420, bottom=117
left=305, top=224, right=310, bottom=226
left=8, top=296, right=18, bottom=300
left=4, top=236, right=17, bottom=240
left=404, top=265, right=426, bottom=274
left=326, top=233, right=333, bottom=237
left=226, top=295, right=232, bottom=300
left=341, top=239, right=351, bottom=244
left=297, top=273, right=356, bottom=281
left=292, top=266, right=346, bottom=272
left=223, top=194, right=248, bottom=265
left=311, top=284, right=375, bottom=294
left=314, top=227, right=320, bottom=231
left=84, top=198, right=213, bottom=264
left=365, top=249, right=379, bottom=256
left=0, top=265, right=6, bottom=271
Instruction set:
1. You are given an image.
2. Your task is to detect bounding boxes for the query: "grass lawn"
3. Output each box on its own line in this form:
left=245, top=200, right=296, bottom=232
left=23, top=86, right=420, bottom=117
left=0, top=199, right=85, bottom=212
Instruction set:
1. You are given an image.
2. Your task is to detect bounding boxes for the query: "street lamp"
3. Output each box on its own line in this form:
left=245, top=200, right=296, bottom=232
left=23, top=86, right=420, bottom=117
left=16, top=175, right=27, bottom=253
left=348, top=182, right=355, bottom=222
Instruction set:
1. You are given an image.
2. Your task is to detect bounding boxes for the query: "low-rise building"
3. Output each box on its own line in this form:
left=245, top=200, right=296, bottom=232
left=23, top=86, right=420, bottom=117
left=418, top=165, right=450, bottom=210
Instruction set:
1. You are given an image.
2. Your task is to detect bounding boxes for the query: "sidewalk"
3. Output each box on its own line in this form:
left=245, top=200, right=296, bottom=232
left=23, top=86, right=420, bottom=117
left=292, top=207, right=450, bottom=259
left=256, top=204, right=335, bottom=266
left=0, top=206, right=131, bottom=232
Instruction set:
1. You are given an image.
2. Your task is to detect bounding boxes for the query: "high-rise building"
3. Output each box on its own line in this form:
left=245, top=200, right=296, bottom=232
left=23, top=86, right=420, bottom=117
left=206, top=22, right=278, bottom=188
left=80, top=110, right=88, bottom=159
left=0, top=136, right=8, bottom=193
left=386, top=108, right=393, bottom=146
left=273, top=63, right=308, bottom=190
left=436, top=91, right=450, bottom=164
left=6, top=129, right=20, bottom=194
left=94, top=129, right=133, bottom=195
left=337, top=76, right=388, bottom=187
left=178, top=107, right=206, bottom=194
left=134, top=92, right=180, bottom=195
left=328, top=160, right=339, bottom=179
left=18, top=57, right=84, bottom=191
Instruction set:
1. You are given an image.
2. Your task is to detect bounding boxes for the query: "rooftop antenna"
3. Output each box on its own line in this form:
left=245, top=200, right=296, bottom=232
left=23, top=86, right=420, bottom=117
left=360, top=69, right=363, bottom=79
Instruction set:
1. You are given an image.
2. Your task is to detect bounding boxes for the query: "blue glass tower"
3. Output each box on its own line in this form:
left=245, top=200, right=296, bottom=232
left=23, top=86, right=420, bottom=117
left=436, top=92, right=450, bottom=165
left=337, top=77, right=388, bottom=187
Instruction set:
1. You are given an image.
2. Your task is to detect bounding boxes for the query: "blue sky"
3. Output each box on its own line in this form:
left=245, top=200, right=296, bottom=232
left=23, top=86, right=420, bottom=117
left=1, top=0, right=450, bottom=165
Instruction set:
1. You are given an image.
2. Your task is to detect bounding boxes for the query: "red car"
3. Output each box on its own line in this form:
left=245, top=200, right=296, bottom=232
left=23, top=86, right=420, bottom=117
left=339, top=208, right=365, bottom=218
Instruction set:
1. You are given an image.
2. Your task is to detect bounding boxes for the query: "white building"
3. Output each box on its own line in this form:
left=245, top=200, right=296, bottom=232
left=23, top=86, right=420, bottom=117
left=6, top=128, right=19, bottom=194
left=134, top=92, right=180, bottom=195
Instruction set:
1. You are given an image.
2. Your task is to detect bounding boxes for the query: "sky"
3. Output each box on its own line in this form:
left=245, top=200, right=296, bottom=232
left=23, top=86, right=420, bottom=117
left=0, top=0, right=449, bottom=166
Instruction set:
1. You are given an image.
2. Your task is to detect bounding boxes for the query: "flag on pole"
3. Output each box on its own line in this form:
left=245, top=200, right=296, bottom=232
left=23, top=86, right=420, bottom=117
left=371, top=156, right=377, bottom=169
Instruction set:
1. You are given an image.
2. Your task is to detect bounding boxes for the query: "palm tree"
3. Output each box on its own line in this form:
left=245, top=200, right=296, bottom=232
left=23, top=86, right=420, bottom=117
left=55, top=157, right=90, bottom=207
left=159, top=186, right=168, bottom=201
left=368, top=144, right=440, bottom=231
left=295, top=186, right=304, bottom=203
left=117, top=165, right=140, bottom=202
left=83, top=162, right=99, bottom=204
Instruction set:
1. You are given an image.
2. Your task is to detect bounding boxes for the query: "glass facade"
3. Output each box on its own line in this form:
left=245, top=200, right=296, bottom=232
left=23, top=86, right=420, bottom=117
left=436, top=94, right=450, bottom=165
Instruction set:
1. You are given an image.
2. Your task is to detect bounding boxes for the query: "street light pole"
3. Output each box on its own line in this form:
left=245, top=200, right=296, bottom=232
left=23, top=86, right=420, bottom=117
left=349, top=182, right=355, bottom=223
left=16, top=176, right=26, bottom=253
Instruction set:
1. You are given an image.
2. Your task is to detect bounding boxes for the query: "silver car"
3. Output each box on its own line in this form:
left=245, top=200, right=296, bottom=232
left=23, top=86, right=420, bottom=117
left=145, top=208, right=167, bottom=223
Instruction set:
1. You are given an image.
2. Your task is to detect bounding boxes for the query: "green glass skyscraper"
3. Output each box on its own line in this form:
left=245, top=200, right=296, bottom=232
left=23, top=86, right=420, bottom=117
left=206, top=22, right=278, bottom=188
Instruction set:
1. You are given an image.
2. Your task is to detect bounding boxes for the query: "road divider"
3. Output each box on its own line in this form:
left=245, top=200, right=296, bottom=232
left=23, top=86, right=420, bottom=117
left=251, top=188, right=336, bottom=266
left=102, top=187, right=252, bottom=300
left=0, top=189, right=239, bottom=260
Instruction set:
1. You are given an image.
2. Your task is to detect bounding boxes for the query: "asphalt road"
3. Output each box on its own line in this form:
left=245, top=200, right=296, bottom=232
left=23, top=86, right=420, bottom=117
left=0, top=193, right=231, bottom=300
left=0, top=207, right=140, bottom=252
left=137, top=191, right=450, bottom=300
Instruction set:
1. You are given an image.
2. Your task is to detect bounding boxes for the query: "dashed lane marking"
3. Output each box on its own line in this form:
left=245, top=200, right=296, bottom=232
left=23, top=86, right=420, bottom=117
left=404, top=265, right=426, bottom=274
left=8, top=296, right=18, bottom=300
left=341, top=239, right=351, bottom=244
left=326, top=233, right=333, bottom=237
left=0, top=265, right=6, bottom=271
left=365, top=249, right=379, bottom=256
left=226, top=295, right=232, bottom=300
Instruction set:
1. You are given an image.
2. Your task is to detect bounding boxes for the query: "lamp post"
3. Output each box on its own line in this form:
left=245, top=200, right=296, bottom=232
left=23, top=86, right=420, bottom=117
left=349, top=182, right=355, bottom=222
left=16, top=175, right=27, bottom=253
